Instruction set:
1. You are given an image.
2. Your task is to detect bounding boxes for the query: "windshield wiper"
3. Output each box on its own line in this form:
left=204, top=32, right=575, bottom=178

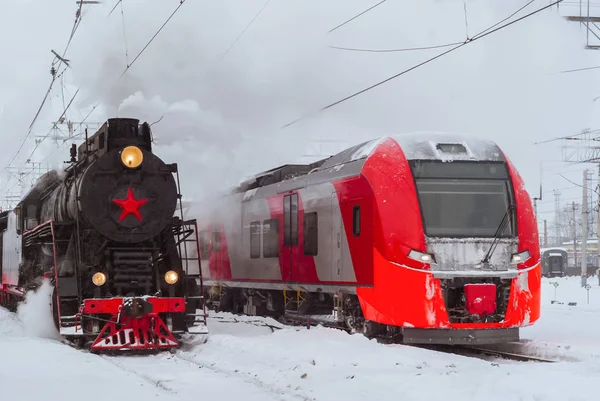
left=480, top=204, right=515, bottom=266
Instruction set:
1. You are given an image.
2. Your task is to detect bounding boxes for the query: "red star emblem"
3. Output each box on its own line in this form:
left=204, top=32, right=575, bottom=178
left=112, top=187, right=149, bottom=222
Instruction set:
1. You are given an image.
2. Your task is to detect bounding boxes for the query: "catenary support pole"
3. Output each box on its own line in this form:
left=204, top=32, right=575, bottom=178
left=582, top=169, right=589, bottom=287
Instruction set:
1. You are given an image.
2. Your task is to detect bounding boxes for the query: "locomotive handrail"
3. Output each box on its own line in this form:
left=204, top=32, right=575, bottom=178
left=22, top=219, right=54, bottom=236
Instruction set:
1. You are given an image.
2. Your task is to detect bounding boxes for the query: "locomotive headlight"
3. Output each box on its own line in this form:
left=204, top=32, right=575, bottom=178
left=408, top=249, right=436, bottom=264
left=121, top=146, right=143, bottom=168
left=92, top=272, right=107, bottom=287
left=511, top=250, right=531, bottom=264
left=165, top=270, right=179, bottom=285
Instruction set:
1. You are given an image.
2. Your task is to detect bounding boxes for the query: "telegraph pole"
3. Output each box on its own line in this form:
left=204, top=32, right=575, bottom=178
left=597, top=164, right=600, bottom=277
left=544, top=219, right=548, bottom=248
left=582, top=169, right=589, bottom=286
left=554, top=190, right=561, bottom=245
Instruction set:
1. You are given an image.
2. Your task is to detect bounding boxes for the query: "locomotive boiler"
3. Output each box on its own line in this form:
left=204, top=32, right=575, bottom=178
left=0, top=118, right=208, bottom=352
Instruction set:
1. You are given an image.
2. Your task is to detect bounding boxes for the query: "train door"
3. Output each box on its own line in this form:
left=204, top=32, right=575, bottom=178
left=331, top=192, right=342, bottom=281
left=283, top=193, right=298, bottom=281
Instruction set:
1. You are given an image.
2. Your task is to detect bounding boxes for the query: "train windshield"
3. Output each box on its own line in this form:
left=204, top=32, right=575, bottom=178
left=410, top=161, right=516, bottom=238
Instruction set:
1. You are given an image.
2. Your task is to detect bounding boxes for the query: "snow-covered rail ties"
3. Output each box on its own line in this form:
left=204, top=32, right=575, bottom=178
left=418, top=344, right=558, bottom=363
left=97, top=350, right=312, bottom=401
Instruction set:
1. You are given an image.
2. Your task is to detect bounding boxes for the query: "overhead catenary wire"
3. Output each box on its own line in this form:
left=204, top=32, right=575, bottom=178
left=3, top=1, right=85, bottom=174
left=108, top=0, right=122, bottom=17
left=219, top=0, right=272, bottom=61
left=558, top=64, right=600, bottom=74
left=330, top=0, right=535, bottom=55
left=329, top=42, right=464, bottom=53
left=559, top=173, right=600, bottom=195
left=533, top=128, right=600, bottom=144
left=283, top=0, right=561, bottom=129
left=463, top=0, right=470, bottom=39
left=120, top=0, right=130, bottom=66
left=119, top=0, right=186, bottom=78
left=12, top=0, right=188, bottom=187
left=329, top=0, right=387, bottom=33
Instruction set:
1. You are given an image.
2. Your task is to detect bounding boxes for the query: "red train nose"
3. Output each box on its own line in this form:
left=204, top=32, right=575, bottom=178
left=464, top=283, right=497, bottom=317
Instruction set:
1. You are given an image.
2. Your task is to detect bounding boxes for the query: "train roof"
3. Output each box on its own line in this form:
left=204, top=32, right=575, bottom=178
left=233, top=132, right=505, bottom=193
left=390, top=132, right=505, bottom=162
left=540, top=247, right=568, bottom=253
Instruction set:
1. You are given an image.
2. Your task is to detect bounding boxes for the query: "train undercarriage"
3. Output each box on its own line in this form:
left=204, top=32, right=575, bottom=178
left=202, top=282, right=520, bottom=345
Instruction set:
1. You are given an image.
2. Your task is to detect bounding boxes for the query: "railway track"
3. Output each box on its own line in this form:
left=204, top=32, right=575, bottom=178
left=417, top=344, right=558, bottom=363
left=210, top=313, right=558, bottom=364
left=99, top=352, right=312, bottom=401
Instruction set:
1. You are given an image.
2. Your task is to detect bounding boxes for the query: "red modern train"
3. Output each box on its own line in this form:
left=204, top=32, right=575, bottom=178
left=194, top=132, right=540, bottom=344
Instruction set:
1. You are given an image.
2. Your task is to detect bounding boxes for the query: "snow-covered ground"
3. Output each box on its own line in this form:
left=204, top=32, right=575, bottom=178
left=2, top=277, right=600, bottom=401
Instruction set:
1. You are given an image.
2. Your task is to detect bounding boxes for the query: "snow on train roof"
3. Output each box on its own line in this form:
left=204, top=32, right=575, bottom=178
left=389, top=131, right=505, bottom=162
left=319, top=131, right=505, bottom=167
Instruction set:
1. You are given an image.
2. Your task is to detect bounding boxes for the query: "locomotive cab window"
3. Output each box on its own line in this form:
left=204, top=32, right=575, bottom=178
left=15, top=206, right=22, bottom=234
left=250, top=221, right=261, bottom=259
left=263, top=218, right=279, bottom=258
left=353, top=206, right=361, bottom=237
left=304, top=212, right=318, bottom=256
left=25, top=204, right=38, bottom=230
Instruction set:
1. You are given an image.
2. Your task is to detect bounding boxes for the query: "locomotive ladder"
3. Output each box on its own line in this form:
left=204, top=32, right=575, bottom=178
left=176, top=220, right=208, bottom=335
left=173, top=170, right=208, bottom=336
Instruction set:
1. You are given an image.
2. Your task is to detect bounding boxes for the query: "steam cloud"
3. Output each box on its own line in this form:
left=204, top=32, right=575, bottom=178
left=2, top=0, right=599, bottom=205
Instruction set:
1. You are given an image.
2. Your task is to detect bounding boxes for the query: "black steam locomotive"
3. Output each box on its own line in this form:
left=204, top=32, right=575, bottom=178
left=0, top=118, right=207, bottom=352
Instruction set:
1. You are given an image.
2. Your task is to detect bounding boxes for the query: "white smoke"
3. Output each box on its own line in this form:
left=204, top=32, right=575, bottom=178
left=16, top=279, right=61, bottom=340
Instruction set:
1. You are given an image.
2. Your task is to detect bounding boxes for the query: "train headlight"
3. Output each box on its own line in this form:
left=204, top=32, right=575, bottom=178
left=92, top=272, right=107, bottom=287
left=165, top=270, right=179, bottom=285
left=511, top=250, right=531, bottom=264
left=408, top=249, right=436, bottom=264
left=121, top=146, right=143, bottom=168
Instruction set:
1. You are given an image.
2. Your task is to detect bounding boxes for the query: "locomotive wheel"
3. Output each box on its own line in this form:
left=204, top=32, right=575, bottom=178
left=362, top=320, right=385, bottom=338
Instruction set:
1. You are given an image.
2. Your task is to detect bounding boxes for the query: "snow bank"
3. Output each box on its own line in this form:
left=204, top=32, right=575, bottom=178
left=1, top=276, right=600, bottom=401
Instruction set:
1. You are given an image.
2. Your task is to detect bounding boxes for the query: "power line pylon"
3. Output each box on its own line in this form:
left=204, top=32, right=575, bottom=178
left=564, top=1, right=600, bottom=49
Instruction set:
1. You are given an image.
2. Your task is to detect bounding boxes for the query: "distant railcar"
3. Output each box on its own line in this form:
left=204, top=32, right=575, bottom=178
left=540, top=248, right=567, bottom=277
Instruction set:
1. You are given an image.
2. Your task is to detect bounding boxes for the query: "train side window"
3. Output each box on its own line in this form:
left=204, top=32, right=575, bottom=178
left=263, top=218, right=279, bottom=258
left=250, top=221, right=261, bottom=259
left=304, top=212, right=318, bottom=256
left=353, top=205, right=361, bottom=237
left=199, top=231, right=210, bottom=259
left=99, top=132, right=106, bottom=149
left=212, top=229, right=221, bottom=252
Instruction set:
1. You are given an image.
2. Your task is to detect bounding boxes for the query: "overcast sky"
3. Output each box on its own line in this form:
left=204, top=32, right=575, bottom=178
left=1, top=0, right=600, bottom=234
